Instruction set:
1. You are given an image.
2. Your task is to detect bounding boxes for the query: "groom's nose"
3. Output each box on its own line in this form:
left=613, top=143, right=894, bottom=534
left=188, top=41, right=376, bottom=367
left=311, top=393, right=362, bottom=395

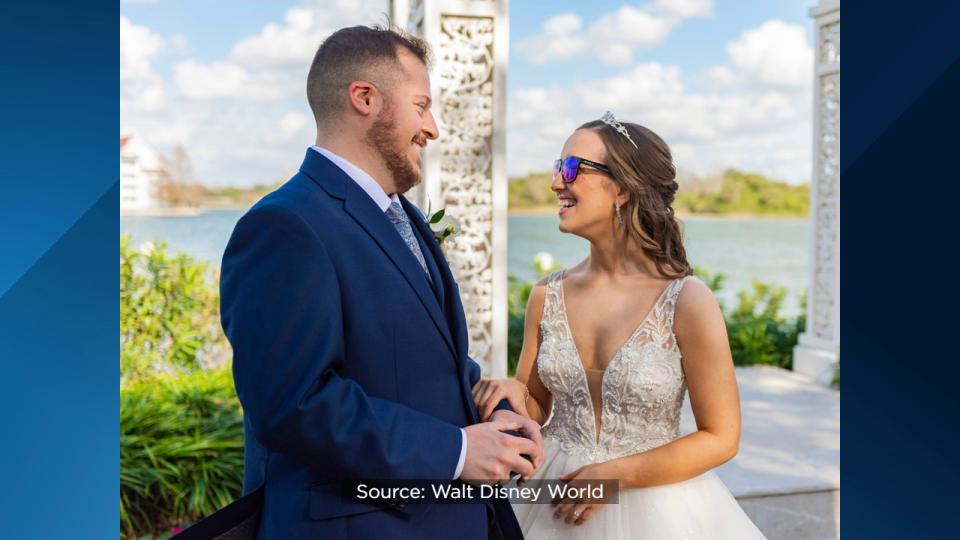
left=423, top=109, right=439, bottom=141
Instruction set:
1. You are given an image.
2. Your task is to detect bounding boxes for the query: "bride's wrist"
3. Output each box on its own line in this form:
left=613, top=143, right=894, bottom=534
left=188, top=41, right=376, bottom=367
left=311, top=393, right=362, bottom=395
left=517, top=380, right=530, bottom=401
left=599, top=460, right=630, bottom=490
left=506, top=379, right=529, bottom=402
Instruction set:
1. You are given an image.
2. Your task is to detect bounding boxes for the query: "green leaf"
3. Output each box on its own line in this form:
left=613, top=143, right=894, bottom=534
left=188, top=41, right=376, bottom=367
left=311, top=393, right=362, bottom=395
left=429, top=208, right=445, bottom=224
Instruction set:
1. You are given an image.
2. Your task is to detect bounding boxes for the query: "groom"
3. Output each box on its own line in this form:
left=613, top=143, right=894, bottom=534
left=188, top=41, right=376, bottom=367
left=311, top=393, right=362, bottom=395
left=220, top=25, right=542, bottom=539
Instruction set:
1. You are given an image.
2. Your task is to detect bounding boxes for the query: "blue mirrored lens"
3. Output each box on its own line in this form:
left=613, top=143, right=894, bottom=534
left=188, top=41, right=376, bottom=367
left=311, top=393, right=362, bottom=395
left=562, top=157, right=579, bottom=182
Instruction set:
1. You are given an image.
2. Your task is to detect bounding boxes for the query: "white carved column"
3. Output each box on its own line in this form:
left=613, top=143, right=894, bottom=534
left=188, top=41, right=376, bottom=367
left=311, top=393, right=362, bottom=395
left=795, top=0, right=840, bottom=386
left=391, top=0, right=510, bottom=377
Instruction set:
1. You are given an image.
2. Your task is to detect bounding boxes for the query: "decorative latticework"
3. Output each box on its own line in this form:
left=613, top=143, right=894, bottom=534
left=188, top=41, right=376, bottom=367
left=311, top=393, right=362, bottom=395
left=392, top=0, right=508, bottom=375
left=795, top=0, right=840, bottom=385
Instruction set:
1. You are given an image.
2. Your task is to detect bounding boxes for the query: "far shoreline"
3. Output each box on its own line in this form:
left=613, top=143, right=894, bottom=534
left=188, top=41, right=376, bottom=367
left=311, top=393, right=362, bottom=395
left=508, top=206, right=808, bottom=220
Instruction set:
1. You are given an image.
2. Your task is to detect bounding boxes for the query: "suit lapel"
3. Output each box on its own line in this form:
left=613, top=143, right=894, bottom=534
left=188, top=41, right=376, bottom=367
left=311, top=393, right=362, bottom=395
left=405, top=199, right=478, bottom=423
left=404, top=198, right=469, bottom=360
left=401, top=198, right=446, bottom=307
left=298, top=151, right=456, bottom=359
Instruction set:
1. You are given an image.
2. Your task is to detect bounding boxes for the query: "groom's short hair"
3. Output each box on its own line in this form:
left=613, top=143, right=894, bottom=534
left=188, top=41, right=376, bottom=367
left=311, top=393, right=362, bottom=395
left=307, top=24, right=432, bottom=125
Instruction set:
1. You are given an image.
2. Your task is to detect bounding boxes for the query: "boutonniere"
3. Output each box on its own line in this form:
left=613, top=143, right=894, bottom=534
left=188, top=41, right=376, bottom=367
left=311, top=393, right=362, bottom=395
left=425, top=199, right=461, bottom=245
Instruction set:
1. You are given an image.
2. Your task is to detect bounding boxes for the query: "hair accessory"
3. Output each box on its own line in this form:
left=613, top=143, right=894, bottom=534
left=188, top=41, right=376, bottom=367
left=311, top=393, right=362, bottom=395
left=600, top=111, right=639, bottom=149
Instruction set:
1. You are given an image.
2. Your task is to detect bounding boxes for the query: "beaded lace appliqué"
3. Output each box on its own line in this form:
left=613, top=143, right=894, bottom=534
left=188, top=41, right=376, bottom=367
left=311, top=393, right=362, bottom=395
left=537, top=270, right=693, bottom=462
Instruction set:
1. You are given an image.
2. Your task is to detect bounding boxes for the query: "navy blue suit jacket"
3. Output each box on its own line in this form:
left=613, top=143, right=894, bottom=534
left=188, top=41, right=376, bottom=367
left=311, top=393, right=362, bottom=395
left=220, top=150, right=522, bottom=539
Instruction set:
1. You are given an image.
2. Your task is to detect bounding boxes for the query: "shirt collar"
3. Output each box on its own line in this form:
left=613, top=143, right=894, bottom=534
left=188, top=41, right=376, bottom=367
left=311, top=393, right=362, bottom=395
left=310, top=146, right=399, bottom=212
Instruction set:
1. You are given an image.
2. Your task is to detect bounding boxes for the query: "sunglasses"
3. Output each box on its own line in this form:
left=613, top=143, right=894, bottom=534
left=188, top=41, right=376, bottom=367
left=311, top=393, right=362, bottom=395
left=552, top=155, right=611, bottom=183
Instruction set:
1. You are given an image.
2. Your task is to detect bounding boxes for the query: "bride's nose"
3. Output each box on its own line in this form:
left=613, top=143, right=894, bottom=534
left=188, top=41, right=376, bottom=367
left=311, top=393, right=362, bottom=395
left=551, top=169, right=566, bottom=193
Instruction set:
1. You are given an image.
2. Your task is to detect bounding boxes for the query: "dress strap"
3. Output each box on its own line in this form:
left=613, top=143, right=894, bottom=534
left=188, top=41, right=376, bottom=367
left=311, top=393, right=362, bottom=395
left=540, top=269, right=566, bottom=325
left=663, top=275, right=695, bottom=328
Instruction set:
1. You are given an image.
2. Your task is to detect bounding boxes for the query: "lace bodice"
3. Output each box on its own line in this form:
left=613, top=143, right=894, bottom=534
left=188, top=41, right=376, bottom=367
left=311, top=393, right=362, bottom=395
left=537, top=270, right=693, bottom=462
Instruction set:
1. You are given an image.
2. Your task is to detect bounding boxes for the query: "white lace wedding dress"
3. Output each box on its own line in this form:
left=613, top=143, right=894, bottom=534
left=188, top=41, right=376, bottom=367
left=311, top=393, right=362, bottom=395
left=511, top=270, right=766, bottom=539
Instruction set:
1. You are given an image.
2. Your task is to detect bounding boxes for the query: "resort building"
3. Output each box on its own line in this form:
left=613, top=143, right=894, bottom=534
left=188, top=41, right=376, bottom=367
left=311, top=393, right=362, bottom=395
left=120, top=133, right=165, bottom=211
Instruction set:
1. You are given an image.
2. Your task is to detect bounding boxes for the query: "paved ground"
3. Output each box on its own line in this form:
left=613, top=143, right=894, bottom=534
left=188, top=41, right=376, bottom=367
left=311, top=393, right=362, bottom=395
left=681, top=365, right=841, bottom=539
left=681, top=365, right=840, bottom=497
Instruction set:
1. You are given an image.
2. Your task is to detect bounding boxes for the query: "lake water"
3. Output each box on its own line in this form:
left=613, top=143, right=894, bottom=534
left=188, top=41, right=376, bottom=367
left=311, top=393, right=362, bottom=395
left=122, top=209, right=809, bottom=317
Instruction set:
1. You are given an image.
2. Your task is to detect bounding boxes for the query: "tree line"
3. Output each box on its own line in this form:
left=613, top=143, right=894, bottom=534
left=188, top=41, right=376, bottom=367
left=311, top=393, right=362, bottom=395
left=509, top=168, right=809, bottom=217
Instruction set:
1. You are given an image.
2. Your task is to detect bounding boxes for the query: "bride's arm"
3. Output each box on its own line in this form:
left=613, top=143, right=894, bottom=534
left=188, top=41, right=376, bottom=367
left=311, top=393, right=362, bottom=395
left=514, top=281, right=552, bottom=425
left=597, top=278, right=742, bottom=489
left=473, top=280, right=553, bottom=424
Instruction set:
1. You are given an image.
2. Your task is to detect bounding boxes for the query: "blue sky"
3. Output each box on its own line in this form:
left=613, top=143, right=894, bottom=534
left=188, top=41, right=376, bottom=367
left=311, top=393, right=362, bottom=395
left=121, top=0, right=816, bottom=186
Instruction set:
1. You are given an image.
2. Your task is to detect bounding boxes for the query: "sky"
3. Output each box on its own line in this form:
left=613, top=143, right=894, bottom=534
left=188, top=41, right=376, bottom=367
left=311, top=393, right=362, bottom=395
left=120, top=0, right=817, bottom=187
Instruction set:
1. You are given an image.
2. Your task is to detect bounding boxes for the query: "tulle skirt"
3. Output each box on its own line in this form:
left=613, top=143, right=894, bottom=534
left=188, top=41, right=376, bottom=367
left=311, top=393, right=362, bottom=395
left=511, top=438, right=767, bottom=539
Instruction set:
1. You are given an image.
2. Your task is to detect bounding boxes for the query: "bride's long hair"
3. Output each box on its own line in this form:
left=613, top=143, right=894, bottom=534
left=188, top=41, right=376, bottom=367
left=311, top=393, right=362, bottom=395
left=578, top=118, right=693, bottom=279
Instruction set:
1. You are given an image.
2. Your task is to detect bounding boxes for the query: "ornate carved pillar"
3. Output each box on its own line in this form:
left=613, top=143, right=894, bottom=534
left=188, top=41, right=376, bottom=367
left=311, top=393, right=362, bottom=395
left=391, top=0, right=510, bottom=376
left=795, top=0, right=840, bottom=386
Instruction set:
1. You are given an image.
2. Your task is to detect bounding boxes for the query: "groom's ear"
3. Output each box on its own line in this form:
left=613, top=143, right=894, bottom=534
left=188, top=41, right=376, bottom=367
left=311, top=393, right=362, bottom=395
left=347, top=81, right=377, bottom=117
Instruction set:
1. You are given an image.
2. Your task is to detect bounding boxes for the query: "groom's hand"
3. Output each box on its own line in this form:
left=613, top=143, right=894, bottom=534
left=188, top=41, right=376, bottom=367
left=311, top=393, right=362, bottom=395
left=461, top=418, right=541, bottom=485
left=489, top=409, right=545, bottom=473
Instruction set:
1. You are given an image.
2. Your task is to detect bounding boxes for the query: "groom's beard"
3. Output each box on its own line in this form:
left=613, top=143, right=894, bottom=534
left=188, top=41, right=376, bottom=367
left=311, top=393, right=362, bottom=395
left=366, top=105, right=422, bottom=194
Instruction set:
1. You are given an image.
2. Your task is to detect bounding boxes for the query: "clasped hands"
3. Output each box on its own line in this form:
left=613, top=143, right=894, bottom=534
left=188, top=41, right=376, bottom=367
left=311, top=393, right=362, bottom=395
left=470, top=378, right=618, bottom=526
left=461, top=378, right=544, bottom=485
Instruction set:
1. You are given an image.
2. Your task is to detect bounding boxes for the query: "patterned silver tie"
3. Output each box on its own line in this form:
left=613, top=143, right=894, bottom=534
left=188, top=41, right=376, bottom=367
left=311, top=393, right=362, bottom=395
left=385, top=201, right=431, bottom=282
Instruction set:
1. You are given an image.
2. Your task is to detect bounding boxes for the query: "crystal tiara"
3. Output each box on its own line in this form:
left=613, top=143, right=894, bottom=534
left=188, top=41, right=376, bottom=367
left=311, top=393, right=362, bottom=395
left=600, top=111, right=639, bottom=149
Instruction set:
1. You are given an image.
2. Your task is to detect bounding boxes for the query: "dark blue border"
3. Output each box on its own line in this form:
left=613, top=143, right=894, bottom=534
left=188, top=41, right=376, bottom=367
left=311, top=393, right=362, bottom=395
left=3, top=0, right=960, bottom=536
left=0, top=1, right=118, bottom=538
left=845, top=1, right=960, bottom=537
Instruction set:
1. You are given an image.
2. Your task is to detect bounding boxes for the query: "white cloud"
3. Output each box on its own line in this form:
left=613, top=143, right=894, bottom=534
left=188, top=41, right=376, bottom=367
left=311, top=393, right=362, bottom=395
left=121, top=1, right=389, bottom=186
left=120, top=16, right=167, bottom=112
left=173, top=59, right=295, bottom=101
left=172, top=0, right=387, bottom=102
left=588, top=6, right=673, bottom=66
left=516, top=0, right=713, bottom=65
left=494, top=17, right=812, bottom=183
left=514, top=14, right=588, bottom=64
left=280, top=111, right=311, bottom=138
left=508, top=55, right=811, bottom=183
left=579, top=63, right=686, bottom=110
left=653, top=0, right=712, bottom=18
left=168, top=33, right=190, bottom=52
left=120, top=16, right=164, bottom=81
left=710, top=19, right=813, bottom=87
left=229, top=8, right=326, bottom=67
left=173, top=60, right=248, bottom=100
left=705, top=65, right=735, bottom=85
left=121, top=1, right=810, bottom=190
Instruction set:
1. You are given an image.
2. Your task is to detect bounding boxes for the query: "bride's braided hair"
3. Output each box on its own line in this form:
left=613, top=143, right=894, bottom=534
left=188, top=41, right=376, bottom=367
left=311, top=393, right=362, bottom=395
left=578, top=118, right=693, bottom=279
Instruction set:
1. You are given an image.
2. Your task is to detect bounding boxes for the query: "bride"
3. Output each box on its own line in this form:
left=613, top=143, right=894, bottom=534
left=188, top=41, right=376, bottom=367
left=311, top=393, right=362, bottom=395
left=474, top=112, right=766, bottom=538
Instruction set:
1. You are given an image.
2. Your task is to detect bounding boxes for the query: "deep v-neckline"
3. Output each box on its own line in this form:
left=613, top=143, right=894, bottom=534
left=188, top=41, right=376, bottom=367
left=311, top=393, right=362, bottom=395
left=556, top=269, right=679, bottom=444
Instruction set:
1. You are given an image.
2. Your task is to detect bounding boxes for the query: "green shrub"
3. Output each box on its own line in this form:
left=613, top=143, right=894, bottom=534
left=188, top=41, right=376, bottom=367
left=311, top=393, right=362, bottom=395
left=507, top=275, right=533, bottom=375
left=120, top=368, right=244, bottom=539
left=724, top=281, right=806, bottom=368
left=121, top=235, right=241, bottom=538
left=121, top=234, right=230, bottom=380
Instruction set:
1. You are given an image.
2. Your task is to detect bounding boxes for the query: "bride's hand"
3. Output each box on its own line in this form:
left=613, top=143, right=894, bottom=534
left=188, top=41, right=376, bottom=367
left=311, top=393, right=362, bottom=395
left=552, top=463, right=618, bottom=526
left=471, top=378, right=530, bottom=421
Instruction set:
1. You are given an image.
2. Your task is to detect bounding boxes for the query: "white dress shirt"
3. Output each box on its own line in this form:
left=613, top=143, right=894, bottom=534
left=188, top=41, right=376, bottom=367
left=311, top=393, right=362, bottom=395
left=310, top=146, right=469, bottom=480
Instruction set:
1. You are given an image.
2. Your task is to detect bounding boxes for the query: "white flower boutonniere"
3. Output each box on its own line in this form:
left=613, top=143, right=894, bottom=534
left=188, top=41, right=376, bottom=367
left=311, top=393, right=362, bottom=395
left=425, top=199, right=461, bottom=245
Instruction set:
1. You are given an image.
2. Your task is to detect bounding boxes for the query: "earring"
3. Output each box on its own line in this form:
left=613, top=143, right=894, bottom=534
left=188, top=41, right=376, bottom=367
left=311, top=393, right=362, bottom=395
left=615, top=202, right=624, bottom=227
